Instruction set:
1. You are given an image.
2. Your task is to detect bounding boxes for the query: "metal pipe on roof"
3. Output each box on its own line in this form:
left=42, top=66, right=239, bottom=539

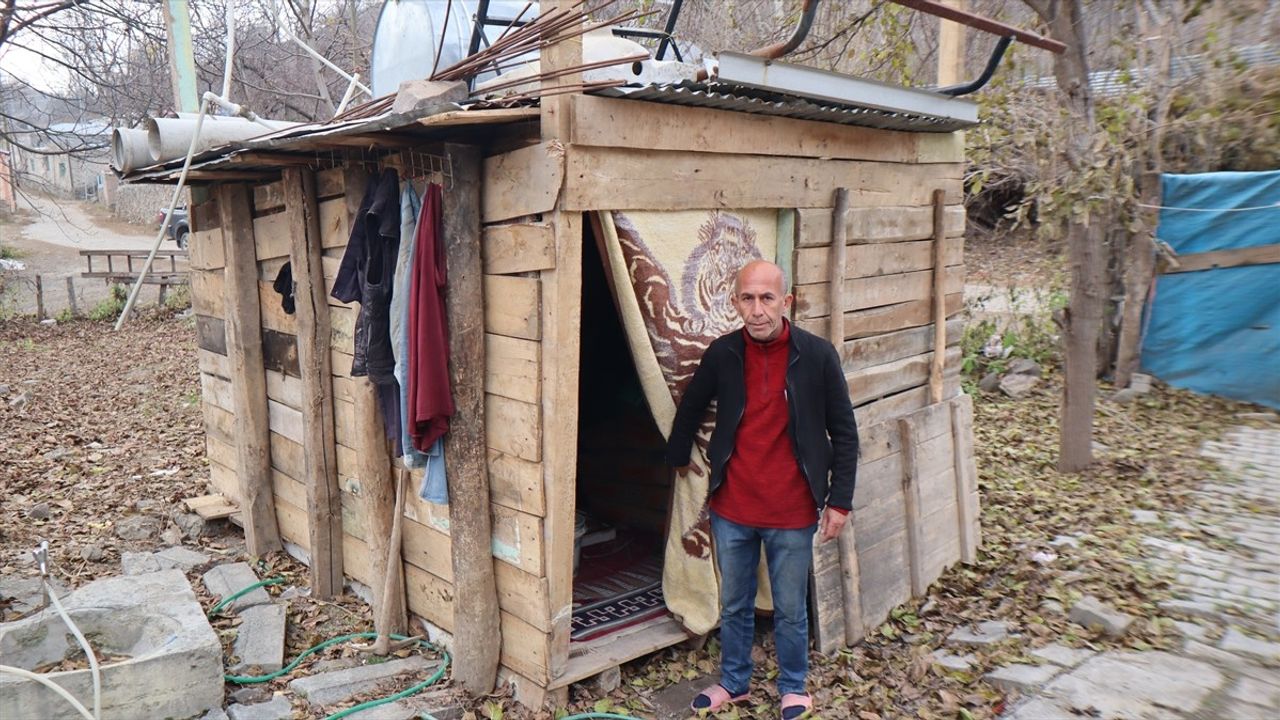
left=748, top=0, right=821, bottom=60
left=886, top=0, right=1066, bottom=53
left=936, top=35, right=1013, bottom=96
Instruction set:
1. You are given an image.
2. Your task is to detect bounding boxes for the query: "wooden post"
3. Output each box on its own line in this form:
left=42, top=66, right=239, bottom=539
left=283, top=167, right=344, bottom=597
left=809, top=187, right=852, bottom=656
left=897, top=417, right=926, bottom=596
left=355, top=369, right=404, bottom=645
left=217, top=183, right=283, bottom=556
left=441, top=143, right=501, bottom=695
left=34, top=275, right=44, bottom=320
left=540, top=0, right=584, bottom=686
left=949, top=395, right=980, bottom=563
left=929, top=189, right=948, bottom=404
left=828, top=188, right=849, bottom=345
left=837, top=520, right=866, bottom=645
left=936, top=0, right=967, bottom=86
left=65, top=276, right=78, bottom=317
left=1114, top=171, right=1161, bottom=387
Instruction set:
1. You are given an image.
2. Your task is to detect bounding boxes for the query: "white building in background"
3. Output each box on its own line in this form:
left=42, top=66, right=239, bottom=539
left=8, top=118, right=110, bottom=200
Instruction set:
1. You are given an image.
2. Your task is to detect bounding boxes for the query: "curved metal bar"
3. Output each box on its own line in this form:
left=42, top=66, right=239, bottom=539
left=748, top=0, right=821, bottom=60
left=936, top=35, right=1013, bottom=96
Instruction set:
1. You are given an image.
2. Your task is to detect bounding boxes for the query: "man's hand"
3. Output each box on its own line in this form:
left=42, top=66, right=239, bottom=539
left=819, top=506, right=849, bottom=543
left=673, top=465, right=692, bottom=476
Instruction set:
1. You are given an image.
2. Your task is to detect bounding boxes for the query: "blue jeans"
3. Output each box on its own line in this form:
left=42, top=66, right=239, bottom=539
left=710, top=511, right=816, bottom=697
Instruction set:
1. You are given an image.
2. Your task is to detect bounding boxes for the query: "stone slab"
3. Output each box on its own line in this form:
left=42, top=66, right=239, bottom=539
left=984, top=663, right=1061, bottom=692
left=947, top=620, right=1016, bottom=647
left=1229, top=677, right=1280, bottom=707
left=231, top=602, right=287, bottom=674
left=0, top=570, right=222, bottom=720
left=1030, top=643, right=1094, bottom=668
left=289, top=656, right=441, bottom=706
left=1004, top=697, right=1079, bottom=720
left=343, top=689, right=463, bottom=720
left=203, top=562, right=270, bottom=612
left=227, top=695, right=293, bottom=720
left=931, top=649, right=976, bottom=671
left=1041, top=650, right=1223, bottom=718
left=122, top=546, right=213, bottom=576
left=1069, top=595, right=1135, bottom=637
left=1220, top=628, right=1280, bottom=661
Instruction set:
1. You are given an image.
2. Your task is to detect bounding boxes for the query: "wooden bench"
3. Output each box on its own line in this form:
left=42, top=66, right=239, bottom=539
left=81, top=249, right=190, bottom=301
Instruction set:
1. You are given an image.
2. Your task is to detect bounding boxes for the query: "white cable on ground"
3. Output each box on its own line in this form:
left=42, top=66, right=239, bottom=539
left=46, top=577, right=101, bottom=720
left=0, top=665, right=95, bottom=720
left=114, top=100, right=209, bottom=330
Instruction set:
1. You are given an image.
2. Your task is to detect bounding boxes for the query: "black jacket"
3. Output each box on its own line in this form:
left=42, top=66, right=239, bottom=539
left=666, top=323, right=860, bottom=512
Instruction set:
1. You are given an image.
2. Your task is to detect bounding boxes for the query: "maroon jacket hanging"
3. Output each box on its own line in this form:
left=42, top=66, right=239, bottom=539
left=407, top=183, right=454, bottom=452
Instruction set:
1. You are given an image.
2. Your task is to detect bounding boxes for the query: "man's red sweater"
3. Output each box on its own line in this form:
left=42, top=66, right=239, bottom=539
left=710, top=322, right=820, bottom=529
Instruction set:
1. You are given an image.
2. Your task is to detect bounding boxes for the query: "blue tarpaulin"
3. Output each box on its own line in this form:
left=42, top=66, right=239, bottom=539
left=1140, top=170, right=1280, bottom=409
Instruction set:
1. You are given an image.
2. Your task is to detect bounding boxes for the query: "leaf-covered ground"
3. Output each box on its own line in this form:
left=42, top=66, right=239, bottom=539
left=1, top=314, right=1271, bottom=720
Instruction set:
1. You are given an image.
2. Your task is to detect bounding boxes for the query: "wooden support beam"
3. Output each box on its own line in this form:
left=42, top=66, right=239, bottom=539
left=217, top=183, right=283, bottom=555
left=541, top=2, right=582, bottom=683
left=897, top=417, right=926, bottom=596
left=929, top=189, right=948, bottom=404
left=829, top=189, right=849, bottom=345
left=337, top=166, right=406, bottom=640
left=1159, top=243, right=1280, bottom=274
left=442, top=142, right=502, bottom=695
left=283, top=167, right=344, bottom=597
left=950, top=395, right=980, bottom=563
left=837, top=519, right=866, bottom=645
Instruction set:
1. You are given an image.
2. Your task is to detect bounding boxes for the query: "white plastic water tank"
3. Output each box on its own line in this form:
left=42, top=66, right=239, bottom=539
left=371, top=0, right=539, bottom=98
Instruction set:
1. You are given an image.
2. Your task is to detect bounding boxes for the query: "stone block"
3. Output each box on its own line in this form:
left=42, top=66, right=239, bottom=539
left=342, top=689, right=462, bottom=720
left=1172, top=620, right=1212, bottom=643
left=1041, top=651, right=1223, bottom=718
left=289, top=656, right=441, bottom=706
left=231, top=602, right=287, bottom=674
left=947, top=620, right=1016, bottom=647
left=984, top=662, right=1060, bottom=692
left=0, top=570, right=222, bottom=720
left=1030, top=643, right=1094, bottom=668
left=156, top=546, right=212, bottom=570
left=203, top=562, right=270, bottom=612
left=1219, top=628, right=1280, bottom=661
left=1004, top=698, right=1078, bottom=720
left=1229, top=677, right=1280, bottom=707
left=1069, top=595, right=1134, bottom=637
left=931, top=649, right=976, bottom=671
left=391, top=80, right=468, bottom=116
left=227, top=695, right=293, bottom=720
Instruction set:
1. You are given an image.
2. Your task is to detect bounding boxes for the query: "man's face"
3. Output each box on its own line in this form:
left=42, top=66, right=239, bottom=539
left=731, top=263, right=793, bottom=342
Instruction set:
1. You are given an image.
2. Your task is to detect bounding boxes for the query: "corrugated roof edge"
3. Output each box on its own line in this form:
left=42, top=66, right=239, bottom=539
left=593, top=80, right=977, bottom=133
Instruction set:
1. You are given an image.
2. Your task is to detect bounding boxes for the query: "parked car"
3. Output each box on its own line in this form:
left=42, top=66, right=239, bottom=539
left=155, top=206, right=190, bottom=249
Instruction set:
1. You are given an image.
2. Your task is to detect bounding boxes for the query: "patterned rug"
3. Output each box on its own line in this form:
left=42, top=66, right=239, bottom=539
left=572, top=533, right=668, bottom=642
left=571, top=582, right=667, bottom=642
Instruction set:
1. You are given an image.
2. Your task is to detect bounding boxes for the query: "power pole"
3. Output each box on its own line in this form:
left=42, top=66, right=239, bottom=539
left=937, top=0, right=967, bottom=86
left=162, top=0, right=200, bottom=113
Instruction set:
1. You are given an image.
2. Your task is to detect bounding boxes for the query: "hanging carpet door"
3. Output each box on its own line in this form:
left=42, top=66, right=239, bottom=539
left=595, top=208, right=780, bottom=635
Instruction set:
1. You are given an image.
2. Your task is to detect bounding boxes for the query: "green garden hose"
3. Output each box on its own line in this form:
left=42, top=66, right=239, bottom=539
left=209, top=578, right=450, bottom=720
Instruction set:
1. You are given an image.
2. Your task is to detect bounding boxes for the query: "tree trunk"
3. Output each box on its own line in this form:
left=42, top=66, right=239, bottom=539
left=1025, top=0, right=1104, bottom=472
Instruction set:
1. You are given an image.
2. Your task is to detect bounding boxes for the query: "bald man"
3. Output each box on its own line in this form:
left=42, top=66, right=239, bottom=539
left=667, top=260, right=859, bottom=719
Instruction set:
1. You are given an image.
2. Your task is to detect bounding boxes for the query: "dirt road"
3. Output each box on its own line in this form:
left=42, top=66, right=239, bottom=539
left=0, top=193, right=183, bottom=317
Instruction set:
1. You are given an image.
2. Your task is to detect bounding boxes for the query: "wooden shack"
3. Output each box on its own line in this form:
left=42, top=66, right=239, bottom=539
left=137, top=69, right=981, bottom=707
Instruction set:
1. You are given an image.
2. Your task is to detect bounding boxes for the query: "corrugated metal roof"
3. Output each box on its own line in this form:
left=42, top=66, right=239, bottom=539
left=594, top=80, right=977, bottom=133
